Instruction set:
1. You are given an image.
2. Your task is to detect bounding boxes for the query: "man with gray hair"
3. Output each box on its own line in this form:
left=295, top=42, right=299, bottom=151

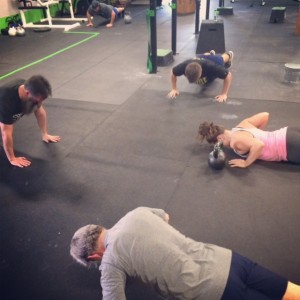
left=0, top=75, right=61, bottom=168
left=70, top=206, right=300, bottom=300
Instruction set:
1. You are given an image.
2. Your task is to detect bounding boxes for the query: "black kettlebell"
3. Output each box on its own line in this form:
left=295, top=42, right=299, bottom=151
left=208, top=141, right=226, bottom=170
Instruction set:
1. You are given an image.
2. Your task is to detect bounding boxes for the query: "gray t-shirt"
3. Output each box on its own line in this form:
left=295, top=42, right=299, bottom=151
left=87, top=2, right=113, bottom=19
left=100, top=207, right=232, bottom=300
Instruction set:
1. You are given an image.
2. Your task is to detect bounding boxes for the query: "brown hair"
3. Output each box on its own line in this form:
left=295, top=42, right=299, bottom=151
left=198, top=122, right=225, bottom=144
left=185, top=62, right=202, bottom=83
left=24, top=75, right=52, bottom=99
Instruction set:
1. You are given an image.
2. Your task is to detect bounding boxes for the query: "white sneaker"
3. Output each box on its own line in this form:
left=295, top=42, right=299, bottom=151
left=16, top=26, right=26, bottom=37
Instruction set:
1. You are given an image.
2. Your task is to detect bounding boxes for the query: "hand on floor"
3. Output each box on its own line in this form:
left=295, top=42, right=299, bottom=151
left=167, top=90, right=179, bottom=99
left=10, top=156, right=31, bottom=168
left=42, top=134, right=61, bottom=143
left=215, top=94, right=227, bottom=103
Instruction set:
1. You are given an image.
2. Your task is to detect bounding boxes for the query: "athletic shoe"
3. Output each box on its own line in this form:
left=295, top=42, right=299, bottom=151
left=225, top=50, right=234, bottom=69
left=209, top=50, right=216, bottom=55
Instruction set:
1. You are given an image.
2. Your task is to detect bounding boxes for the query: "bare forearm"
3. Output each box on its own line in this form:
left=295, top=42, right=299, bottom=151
left=244, top=143, right=264, bottom=167
left=35, top=106, right=48, bottom=136
left=110, top=11, right=116, bottom=25
left=34, top=106, right=61, bottom=143
left=171, top=72, right=177, bottom=90
left=1, top=123, right=32, bottom=167
left=221, top=72, right=232, bottom=96
left=246, top=112, right=270, bottom=129
left=87, top=11, right=93, bottom=24
left=87, top=11, right=91, bottom=21
left=2, top=132, right=16, bottom=161
left=229, top=139, right=265, bottom=168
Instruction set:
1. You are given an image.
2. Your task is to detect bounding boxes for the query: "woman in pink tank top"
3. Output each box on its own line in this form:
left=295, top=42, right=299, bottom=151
left=198, top=112, right=300, bottom=168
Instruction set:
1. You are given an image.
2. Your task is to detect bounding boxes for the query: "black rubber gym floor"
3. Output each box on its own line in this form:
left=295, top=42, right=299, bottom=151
left=1, top=1, right=300, bottom=299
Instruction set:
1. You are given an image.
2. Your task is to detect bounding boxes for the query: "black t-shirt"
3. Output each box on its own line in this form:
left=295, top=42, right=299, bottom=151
left=0, top=79, right=25, bottom=124
left=172, top=58, right=229, bottom=85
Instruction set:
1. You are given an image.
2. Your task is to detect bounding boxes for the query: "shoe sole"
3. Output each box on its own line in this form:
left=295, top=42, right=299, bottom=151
left=225, top=51, right=234, bottom=69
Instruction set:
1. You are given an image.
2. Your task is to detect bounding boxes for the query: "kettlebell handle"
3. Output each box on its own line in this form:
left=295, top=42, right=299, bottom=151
left=213, top=141, right=223, bottom=158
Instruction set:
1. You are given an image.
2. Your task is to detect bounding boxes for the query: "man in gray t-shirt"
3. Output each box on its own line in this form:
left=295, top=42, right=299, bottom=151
left=70, top=207, right=298, bottom=300
left=86, top=0, right=125, bottom=28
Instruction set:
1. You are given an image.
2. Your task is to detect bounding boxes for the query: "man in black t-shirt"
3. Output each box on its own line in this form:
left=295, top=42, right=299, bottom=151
left=0, top=75, right=61, bottom=168
left=86, top=0, right=125, bottom=28
left=167, top=51, right=234, bottom=103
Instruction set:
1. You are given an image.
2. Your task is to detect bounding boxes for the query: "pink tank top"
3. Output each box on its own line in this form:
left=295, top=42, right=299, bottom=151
left=231, top=127, right=288, bottom=161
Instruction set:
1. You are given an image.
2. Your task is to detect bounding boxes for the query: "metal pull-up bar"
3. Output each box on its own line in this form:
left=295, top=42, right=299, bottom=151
left=147, top=0, right=177, bottom=74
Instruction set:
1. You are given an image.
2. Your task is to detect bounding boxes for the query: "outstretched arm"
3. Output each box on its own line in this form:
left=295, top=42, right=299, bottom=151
left=228, top=136, right=264, bottom=168
left=34, top=106, right=61, bottom=143
left=167, top=71, right=179, bottom=98
left=237, top=112, right=270, bottom=129
left=106, top=10, right=116, bottom=28
left=0, top=122, right=31, bottom=167
left=86, top=11, right=93, bottom=27
left=215, top=71, right=232, bottom=103
left=101, top=265, right=127, bottom=300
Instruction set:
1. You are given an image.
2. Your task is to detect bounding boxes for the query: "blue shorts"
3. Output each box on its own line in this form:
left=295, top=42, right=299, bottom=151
left=196, top=54, right=224, bottom=66
left=113, top=7, right=120, bottom=18
left=221, top=252, right=288, bottom=300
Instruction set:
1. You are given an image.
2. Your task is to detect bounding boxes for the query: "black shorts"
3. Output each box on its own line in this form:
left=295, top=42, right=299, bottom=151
left=286, top=126, right=300, bottom=164
left=221, top=252, right=288, bottom=300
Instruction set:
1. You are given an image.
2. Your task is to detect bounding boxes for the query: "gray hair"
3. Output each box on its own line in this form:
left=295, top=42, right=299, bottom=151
left=70, top=224, right=103, bottom=268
